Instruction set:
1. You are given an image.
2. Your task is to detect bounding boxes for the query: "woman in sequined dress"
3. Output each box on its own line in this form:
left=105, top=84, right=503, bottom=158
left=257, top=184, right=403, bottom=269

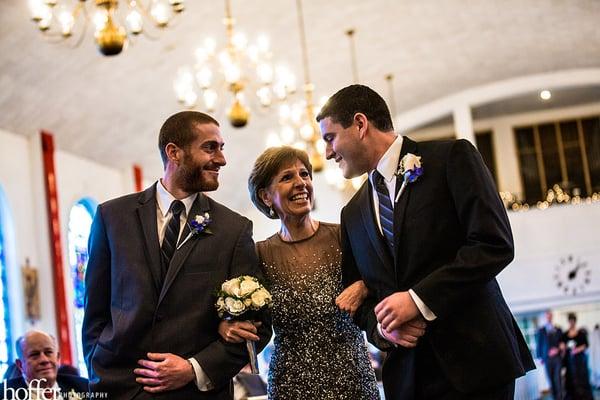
left=220, top=146, right=380, bottom=399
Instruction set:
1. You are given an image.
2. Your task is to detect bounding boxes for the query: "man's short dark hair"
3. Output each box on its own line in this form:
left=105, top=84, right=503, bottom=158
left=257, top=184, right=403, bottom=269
left=248, top=146, right=312, bottom=219
left=158, top=111, right=219, bottom=166
left=316, top=84, right=394, bottom=131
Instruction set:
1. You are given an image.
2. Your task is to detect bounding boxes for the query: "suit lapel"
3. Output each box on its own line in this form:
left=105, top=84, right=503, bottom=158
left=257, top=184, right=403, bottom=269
left=136, top=184, right=162, bottom=294
left=393, top=137, right=419, bottom=256
left=358, top=181, right=395, bottom=273
left=158, top=193, right=212, bottom=305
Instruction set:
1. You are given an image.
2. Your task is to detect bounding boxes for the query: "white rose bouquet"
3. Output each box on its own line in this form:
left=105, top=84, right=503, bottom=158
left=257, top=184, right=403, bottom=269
left=216, top=275, right=272, bottom=373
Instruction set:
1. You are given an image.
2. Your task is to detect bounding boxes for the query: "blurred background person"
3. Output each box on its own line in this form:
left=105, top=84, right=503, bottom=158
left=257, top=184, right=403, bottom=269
left=561, top=313, right=593, bottom=400
left=536, top=310, right=564, bottom=400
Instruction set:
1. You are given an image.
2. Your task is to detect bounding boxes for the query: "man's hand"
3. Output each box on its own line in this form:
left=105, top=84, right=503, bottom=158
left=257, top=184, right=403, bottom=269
left=380, top=318, right=427, bottom=348
left=218, top=320, right=261, bottom=343
left=375, top=291, right=420, bottom=331
left=336, top=280, right=368, bottom=317
left=135, top=353, right=195, bottom=393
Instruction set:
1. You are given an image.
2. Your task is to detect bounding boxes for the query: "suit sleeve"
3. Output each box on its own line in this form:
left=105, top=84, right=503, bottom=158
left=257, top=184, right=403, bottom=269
left=341, top=209, right=394, bottom=352
left=82, top=205, right=111, bottom=371
left=412, top=139, right=514, bottom=318
left=192, top=219, right=273, bottom=389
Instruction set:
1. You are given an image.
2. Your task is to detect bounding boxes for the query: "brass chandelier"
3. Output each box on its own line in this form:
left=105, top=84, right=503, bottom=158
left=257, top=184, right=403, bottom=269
left=173, top=0, right=296, bottom=128
left=28, top=0, right=184, bottom=56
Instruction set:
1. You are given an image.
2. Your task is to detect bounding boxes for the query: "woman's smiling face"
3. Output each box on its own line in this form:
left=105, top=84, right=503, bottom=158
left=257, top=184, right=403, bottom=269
left=261, top=159, right=313, bottom=220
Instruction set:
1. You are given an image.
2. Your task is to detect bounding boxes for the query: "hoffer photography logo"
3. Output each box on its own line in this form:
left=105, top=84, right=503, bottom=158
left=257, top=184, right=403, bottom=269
left=2, top=378, right=107, bottom=399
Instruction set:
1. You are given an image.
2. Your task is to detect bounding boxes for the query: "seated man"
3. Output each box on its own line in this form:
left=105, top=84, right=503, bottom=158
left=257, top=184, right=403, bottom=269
left=1, top=330, right=88, bottom=399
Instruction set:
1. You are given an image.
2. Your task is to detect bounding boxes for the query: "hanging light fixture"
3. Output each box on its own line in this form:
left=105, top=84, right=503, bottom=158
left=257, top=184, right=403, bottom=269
left=28, top=0, right=184, bottom=56
left=173, top=0, right=296, bottom=128
left=270, top=0, right=326, bottom=171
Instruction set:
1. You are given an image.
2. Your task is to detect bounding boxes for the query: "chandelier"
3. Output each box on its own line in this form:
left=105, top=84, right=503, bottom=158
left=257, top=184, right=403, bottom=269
left=264, top=0, right=326, bottom=172
left=28, top=0, right=184, bottom=56
left=173, top=0, right=296, bottom=128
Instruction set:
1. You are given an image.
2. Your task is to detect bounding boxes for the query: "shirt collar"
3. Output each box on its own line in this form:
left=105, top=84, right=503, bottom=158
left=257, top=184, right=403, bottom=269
left=156, top=179, right=197, bottom=218
left=372, top=135, right=403, bottom=183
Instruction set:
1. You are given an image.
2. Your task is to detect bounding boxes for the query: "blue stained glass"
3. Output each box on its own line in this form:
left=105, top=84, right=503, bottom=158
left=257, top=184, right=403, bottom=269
left=68, top=201, right=94, bottom=378
left=0, top=206, right=12, bottom=376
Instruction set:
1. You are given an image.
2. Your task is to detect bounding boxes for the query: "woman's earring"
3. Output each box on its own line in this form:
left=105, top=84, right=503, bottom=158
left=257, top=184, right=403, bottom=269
left=269, top=206, right=275, bottom=217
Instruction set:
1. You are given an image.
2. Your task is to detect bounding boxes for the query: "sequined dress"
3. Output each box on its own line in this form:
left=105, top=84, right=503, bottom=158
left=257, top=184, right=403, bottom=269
left=256, top=222, right=380, bottom=400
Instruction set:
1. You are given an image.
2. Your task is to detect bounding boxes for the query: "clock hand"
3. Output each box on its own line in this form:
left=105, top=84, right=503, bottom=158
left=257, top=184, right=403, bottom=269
left=568, top=263, right=583, bottom=280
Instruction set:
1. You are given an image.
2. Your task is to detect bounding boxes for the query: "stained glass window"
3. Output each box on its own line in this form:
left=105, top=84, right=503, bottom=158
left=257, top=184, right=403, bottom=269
left=67, top=200, right=95, bottom=377
left=0, top=197, right=12, bottom=378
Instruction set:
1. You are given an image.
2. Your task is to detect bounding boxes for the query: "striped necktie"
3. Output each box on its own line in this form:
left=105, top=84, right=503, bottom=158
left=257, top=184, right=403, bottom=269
left=373, top=170, right=395, bottom=253
left=161, top=200, right=184, bottom=274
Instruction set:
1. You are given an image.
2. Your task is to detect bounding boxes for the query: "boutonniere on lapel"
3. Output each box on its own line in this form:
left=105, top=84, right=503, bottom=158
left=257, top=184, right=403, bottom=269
left=394, top=153, right=423, bottom=202
left=177, top=212, right=212, bottom=249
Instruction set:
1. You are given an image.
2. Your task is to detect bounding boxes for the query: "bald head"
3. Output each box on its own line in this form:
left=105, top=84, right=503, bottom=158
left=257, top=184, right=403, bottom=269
left=15, top=330, right=60, bottom=387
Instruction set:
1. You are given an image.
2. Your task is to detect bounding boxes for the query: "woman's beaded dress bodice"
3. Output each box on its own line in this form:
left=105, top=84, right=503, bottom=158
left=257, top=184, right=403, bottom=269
left=256, top=222, right=379, bottom=400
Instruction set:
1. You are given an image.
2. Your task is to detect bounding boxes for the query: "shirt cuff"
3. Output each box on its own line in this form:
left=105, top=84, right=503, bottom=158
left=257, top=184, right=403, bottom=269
left=409, top=289, right=437, bottom=321
left=376, top=322, right=397, bottom=347
left=188, top=357, right=213, bottom=391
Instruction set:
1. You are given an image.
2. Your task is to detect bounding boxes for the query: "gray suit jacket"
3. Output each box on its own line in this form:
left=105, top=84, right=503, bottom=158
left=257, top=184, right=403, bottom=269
left=83, top=184, right=272, bottom=400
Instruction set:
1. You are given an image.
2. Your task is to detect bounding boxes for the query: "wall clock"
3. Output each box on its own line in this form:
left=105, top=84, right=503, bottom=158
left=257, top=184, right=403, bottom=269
left=553, top=254, right=591, bottom=296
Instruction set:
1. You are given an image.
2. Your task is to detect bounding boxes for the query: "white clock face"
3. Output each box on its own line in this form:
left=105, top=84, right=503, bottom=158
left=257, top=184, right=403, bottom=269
left=554, top=254, right=592, bottom=296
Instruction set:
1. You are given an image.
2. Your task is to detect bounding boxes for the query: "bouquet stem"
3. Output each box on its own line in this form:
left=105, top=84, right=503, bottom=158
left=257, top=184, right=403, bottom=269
left=246, top=339, right=259, bottom=374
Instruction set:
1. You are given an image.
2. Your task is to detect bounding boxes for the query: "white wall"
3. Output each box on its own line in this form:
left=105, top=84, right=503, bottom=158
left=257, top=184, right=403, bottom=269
left=0, top=128, right=135, bottom=365
left=499, top=201, right=600, bottom=313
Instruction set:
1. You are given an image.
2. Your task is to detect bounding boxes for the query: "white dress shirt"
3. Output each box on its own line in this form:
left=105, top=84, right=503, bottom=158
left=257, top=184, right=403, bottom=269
left=368, top=136, right=437, bottom=323
left=156, top=180, right=213, bottom=391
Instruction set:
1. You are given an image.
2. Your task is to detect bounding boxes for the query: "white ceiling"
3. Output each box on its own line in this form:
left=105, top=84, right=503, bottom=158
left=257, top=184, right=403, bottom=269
left=1, top=0, right=599, bottom=186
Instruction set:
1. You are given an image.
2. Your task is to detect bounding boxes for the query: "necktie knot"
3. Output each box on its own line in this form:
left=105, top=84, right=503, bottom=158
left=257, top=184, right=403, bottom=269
left=170, top=200, right=184, bottom=217
left=373, top=170, right=385, bottom=187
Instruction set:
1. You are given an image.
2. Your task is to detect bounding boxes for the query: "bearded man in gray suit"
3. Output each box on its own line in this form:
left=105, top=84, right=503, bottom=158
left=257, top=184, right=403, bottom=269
left=83, top=111, right=272, bottom=400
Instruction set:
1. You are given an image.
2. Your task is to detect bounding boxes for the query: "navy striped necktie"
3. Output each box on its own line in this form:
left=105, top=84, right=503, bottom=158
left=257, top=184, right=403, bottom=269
left=161, top=200, right=185, bottom=274
left=373, top=170, right=395, bottom=253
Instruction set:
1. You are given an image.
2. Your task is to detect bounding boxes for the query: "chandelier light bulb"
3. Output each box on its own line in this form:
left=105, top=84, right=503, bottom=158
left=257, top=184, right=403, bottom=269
left=257, top=63, right=273, bottom=84
left=29, top=0, right=48, bottom=21
left=540, top=90, right=552, bottom=100
left=182, top=90, right=198, bottom=108
left=278, top=104, right=291, bottom=121
left=58, top=8, right=74, bottom=37
left=223, top=63, right=241, bottom=84
left=256, top=86, right=272, bottom=107
left=232, top=32, right=248, bottom=50
left=151, top=1, right=171, bottom=27
left=195, top=66, right=212, bottom=88
left=38, top=13, right=52, bottom=31
left=194, top=47, right=208, bottom=64
left=203, top=37, right=217, bottom=55
left=126, top=10, right=143, bottom=34
left=280, top=126, right=295, bottom=144
left=44, top=0, right=57, bottom=7
left=93, top=10, right=108, bottom=32
left=203, top=89, right=218, bottom=111
left=247, top=45, right=259, bottom=63
left=257, top=34, right=270, bottom=53
left=299, top=123, right=314, bottom=141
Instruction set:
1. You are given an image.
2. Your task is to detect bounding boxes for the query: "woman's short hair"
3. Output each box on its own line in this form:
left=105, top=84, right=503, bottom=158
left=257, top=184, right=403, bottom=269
left=248, top=146, right=312, bottom=219
left=567, top=312, right=577, bottom=322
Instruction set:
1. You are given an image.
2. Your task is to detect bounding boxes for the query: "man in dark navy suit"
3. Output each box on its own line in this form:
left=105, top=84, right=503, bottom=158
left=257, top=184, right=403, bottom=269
left=537, top=310, right=564, bottom=400
left=317, top=84, right=535, bottom=399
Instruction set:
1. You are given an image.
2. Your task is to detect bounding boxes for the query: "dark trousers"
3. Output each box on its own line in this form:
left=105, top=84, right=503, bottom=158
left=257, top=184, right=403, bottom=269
left=544, top=355, right=564, bottom=400
left=414, top=340, right=515, bottom=400
left=383, top=340, right=515, bottom=400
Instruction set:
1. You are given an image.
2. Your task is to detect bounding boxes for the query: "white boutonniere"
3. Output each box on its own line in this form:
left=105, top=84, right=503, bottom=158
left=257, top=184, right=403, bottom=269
left=394, top=153, right=423, bottom=202
left=176, top=212, right=212, bottom=249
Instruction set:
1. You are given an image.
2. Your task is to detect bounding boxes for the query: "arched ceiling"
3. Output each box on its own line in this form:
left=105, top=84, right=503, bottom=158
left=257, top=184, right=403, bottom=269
left=1, top=0, right=599, bottom=185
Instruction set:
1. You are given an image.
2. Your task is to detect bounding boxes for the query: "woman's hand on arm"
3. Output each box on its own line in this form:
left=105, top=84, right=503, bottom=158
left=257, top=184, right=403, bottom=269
left=336, top=280, right=369, bottom=317
left=218, top=320, right=262, bottom=343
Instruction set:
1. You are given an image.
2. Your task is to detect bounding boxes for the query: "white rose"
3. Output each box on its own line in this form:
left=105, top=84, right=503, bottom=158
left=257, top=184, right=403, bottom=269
left=402, top=153, right=422, bottom=171
left=221, top=279, right=241, bottom=296
left=251, top=288, right=270, bottom=308
left=216, top=297, right=225, bottom=309
left=195, top=215, right=205, bottom=224
left=244, top=298, right=252, bottom=307
left=240, top=278, right=260, bottom=296
left=225, top=297, right=245, bottom=315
